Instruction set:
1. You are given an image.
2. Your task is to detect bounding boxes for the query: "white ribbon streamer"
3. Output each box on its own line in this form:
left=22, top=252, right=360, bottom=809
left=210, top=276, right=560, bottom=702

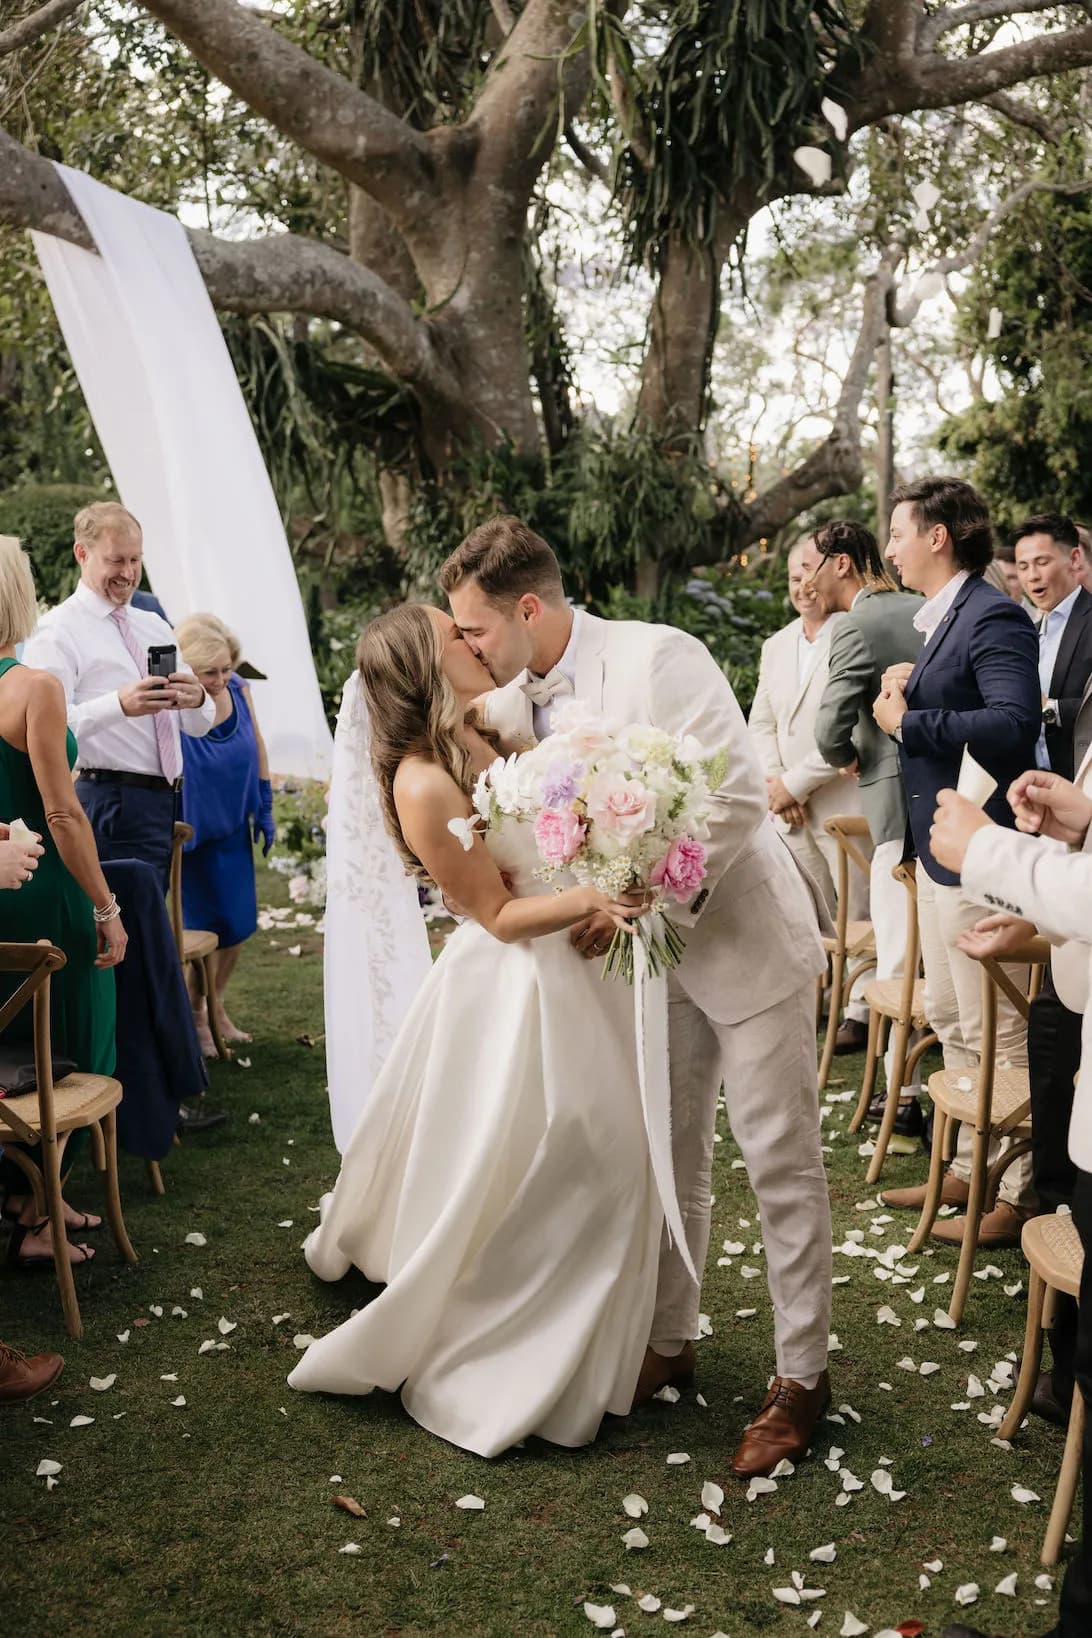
left=633, top=919, right=697, bottom=1285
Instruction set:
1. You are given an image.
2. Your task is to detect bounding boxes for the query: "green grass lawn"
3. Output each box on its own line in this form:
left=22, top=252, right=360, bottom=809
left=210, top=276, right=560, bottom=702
left=3, top=868, right=1076, bottom=1636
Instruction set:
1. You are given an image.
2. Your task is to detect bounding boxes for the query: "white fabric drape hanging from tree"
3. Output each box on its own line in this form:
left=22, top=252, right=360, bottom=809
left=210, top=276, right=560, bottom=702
left=31, top=164, right=331, bottom=779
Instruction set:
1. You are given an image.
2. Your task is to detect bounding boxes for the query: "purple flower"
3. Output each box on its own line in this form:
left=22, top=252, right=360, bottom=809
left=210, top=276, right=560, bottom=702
left=542, top=760, right=584, bottom=808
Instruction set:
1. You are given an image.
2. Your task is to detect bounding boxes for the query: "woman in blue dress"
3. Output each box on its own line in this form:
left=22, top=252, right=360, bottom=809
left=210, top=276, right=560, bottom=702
left=176, top=614, right=275, bottom=1055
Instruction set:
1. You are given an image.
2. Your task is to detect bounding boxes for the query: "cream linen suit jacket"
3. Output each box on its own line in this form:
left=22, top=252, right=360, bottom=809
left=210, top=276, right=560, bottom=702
left=962, top=744, right=1092, bottom=1171
left=484, top=613, right=826, bottom=1027
left=749, top=614, right=862, bottom=831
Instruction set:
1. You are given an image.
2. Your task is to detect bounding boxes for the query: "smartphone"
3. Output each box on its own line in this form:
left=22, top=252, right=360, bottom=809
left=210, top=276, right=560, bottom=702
left=147, top=643, right=177, bottom=686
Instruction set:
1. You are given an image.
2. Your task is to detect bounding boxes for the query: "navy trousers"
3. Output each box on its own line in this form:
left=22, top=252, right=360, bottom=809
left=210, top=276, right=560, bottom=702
left=77, top=778, right=176, bottom=896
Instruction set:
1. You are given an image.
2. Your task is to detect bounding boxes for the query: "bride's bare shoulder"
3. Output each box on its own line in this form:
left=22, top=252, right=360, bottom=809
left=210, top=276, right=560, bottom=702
left=393, top=754, right=461, bottom=808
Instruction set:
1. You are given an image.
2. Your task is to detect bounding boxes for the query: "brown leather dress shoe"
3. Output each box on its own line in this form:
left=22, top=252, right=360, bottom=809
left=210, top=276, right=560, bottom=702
left=632, top=1341, right=695, bottom=1410
left=833, top=1018, right=868, bottom=1055
left=881, top=1171, right=970, bottom=1211
left=930, top=1200, right=1031, bottom=1248
left=729, top=1371, right=830, bottom=1478
left=0, top=1341, right=64, bottom=1405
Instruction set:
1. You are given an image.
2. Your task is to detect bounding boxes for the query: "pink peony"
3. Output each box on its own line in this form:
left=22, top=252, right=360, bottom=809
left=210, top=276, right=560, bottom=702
left=534, top=805, right=587, bottom=867
left=585, top=772, right=657, bottom=854
left=650, top=836, right=707, bottom=903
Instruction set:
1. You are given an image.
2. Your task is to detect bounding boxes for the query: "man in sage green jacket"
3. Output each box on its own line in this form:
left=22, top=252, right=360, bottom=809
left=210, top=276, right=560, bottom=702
left=805, top=521, right=923, bottom=1104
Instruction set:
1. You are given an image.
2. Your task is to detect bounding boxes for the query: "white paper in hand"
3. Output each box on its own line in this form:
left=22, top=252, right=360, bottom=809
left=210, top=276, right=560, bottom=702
left=8, top=817, right=36, bottom=843
left=957, top=748, right=997, bottom=809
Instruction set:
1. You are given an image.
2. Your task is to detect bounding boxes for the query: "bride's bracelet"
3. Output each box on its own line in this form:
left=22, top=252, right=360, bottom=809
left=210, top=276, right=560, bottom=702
left=93, top=895, right=121, bottom=924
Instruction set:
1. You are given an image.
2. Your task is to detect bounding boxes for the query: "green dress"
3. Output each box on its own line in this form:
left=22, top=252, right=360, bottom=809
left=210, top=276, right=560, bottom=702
left=0, top=657, right=115, bottom=1075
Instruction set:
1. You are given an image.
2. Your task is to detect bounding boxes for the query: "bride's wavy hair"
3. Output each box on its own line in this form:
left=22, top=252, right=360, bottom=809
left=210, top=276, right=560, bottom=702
left=357, top=604, right=476, bottom=880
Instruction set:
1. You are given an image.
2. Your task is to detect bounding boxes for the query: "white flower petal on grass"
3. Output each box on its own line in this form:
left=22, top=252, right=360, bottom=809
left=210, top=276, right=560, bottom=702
left=933, top=1309, right=956, bottom=1329
left=621, top=1527, right=649, bottom=1550
left=666, top=1452, right=690, bottom=1466
left=909, top=1287, right=925, bottom=1304
left=455, top=1494, right=485, bottom=1510
left=955, top=1584, right=979, bottom=1606
left=338, top=1543, right=363, bottom=1555
left=161, top=1373, right=178, bottom=1382
left=663, top=1607, right=694, bottom=1623
left=1036, top=1574, right=1054, bottom=1590
left=838, top=1469, right=863, bottom=1492
left=272, top=1313, right=290, bottom=1326
left=171, top=1395, right=186, bottom=1407
left=919, top=1575, right=931, bottom=1591
left=722, top=1240, right=745, bottom=1255
left=217, top=1318, right=237, bottom=1337
left=277, top=1220, right=294, bottom=1229
left=990, top=1536, right=1008, bottom=1551
left=637, top=1594, right=662, bottom=1613
left=919, top=1362, right=940, bottom=1376
left=149, top=1305, right=163, bottom=1318
left=622, top=1493, right=648, bottom=1518
left=773, top=1588, right=801, bottom=1606
left=653, top=1384, right=680, bottom=1403
left=764, top=1547, right=775, bottom=1566
left=705, top=1523, right=732, bottom=1545
left=171, top=1306, right=188, bottom=1318
left=876, top=1306, right=900, bottom=1326
left=583, top=1603, right=616, bottom=1629
left=810, top=1544, right=837, bottom=1564
left=116, top=1331, right=130, bottom=1344
left=190, top=1287, right=203, bottom=1300
left=248, top=1112, right=261, bottom=1124
left=924, top=1559, right=943, bottom=1573
left=198, top=1340, right=217, bottom=1355
left=689, top=1512, right=710, bottom=1531
left=769, top=1458, right=795, bottom=1478
left=735, top=1308, right=757, bottom=1319
left=794, top=145, right=832, bottom=187
left=1012, top=1485, right=1041, bottom=1504
left=36, top=1459, right=62, bottom=1477
left=184, top=1232, right=206, bottom=1247
left=69, top=1415, right=94, bottom=1428
left=995, top=1573, right=1018, bottom=1596
left=700, top=1480, right=724, bottom=1515
left=821, top=97, right=848, bottom=140
left=870, top=1469, right=893, bottom=1496
left=895, top=1356, right=916, bottom=1372
left=89, top=1375, right=116, bottom=1392
left=747, top=1476, right=778, bottom=1497
left=839, top=1613, right=869, bottom=1637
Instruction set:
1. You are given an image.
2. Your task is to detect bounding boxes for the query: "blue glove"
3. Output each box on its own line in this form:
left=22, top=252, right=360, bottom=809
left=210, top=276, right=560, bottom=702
left=254, top=778, right=276, bottom=857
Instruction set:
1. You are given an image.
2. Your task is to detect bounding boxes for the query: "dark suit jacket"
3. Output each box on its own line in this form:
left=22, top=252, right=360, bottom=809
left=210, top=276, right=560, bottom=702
left=130, top=588, right=171, bottom=624
left=1044, top=588, right=1092, bottom=779
left=898, top=574, right=1040, bottom=886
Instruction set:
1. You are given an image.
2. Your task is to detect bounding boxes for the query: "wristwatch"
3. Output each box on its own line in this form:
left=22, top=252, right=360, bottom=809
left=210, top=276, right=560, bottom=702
left=1042, top=698, right=1060, bottom=728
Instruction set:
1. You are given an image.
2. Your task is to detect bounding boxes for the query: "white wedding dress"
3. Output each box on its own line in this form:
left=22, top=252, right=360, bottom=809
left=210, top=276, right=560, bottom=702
left=288, top=818, right=664, bottom=1458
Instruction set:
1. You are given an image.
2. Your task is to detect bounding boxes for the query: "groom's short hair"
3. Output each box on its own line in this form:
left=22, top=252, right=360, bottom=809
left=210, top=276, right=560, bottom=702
left=440, top=515, right=566, bottom=608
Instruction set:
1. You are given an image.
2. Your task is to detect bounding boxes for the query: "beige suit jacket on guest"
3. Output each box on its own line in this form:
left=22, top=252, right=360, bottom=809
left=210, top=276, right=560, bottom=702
left=484, top=612, right=826, bottom=1028
left=962, top=742, right=1092, bottom=1171
left=749, top=614, right=862, bottom=833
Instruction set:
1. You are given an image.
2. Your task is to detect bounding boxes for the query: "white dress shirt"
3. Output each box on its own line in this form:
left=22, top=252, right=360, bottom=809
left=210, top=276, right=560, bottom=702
left=531, top=607, right=584, bottom=741
left=912, top=569, right=970, bottom=645
left=1035, top=585, right=1081, bottom=767
left=796, top=626, right=823, bottom=690
left=23, top=581, right=215, bottom=776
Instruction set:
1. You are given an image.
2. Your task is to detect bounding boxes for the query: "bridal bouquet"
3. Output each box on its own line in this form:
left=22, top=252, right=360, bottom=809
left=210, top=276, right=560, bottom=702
left=451, top=701, right=726, bottom=982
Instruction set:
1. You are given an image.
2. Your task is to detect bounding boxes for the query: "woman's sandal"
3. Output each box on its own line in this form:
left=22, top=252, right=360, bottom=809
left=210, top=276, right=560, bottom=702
left=7, top=1219, right=96, bottom=1270
left=2, top=1198, right=103, bottom=1232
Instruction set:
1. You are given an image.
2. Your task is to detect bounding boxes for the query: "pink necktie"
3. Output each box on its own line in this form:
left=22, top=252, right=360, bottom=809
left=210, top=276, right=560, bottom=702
left=110, top=606, right=183, bottom=783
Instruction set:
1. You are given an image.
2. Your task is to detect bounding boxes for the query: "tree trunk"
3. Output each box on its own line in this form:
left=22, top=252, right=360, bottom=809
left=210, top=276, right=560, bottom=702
left=635, top=237, right=719, bottom=444
left=875, top=323, right=894, bottom=539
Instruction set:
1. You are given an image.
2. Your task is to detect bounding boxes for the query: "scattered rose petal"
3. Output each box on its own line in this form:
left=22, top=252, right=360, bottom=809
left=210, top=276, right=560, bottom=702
left=773, top=1588, right=801, bottom=1606
left=171, top=1395, right=186, bottom=1407
left=840, top=1614, right=868, bottom=1637
left=1012, top=1485, right=1041, bottom=1504
left=666, top=1452, right=690, bottom=1466
left=663, top=1608, right=694, bottom=1624
left=811, top=1544, right=837, bottom=1564
left=333, top=1496, right=366, bottom=1519
left=584, top=1604, right=616, bottom=1630
left=637, top=1594, right=661, bottom=1613
left=622, top=1493, right=648, bottom=1518
left=705, top=1523, right=731, bottom=1545
left=36, top=1459, right=62, bottom=1477
left=955, top=1584, right=979, bottom=1606
left=338, top=1543, right=363, bottom=1556
left=621, top=1527, right=649, bottom=1550
left=700, top=1480, right=724, bottom=1514
left=455, top=1494, right=485, bottom=1510
left=89, top=1375, right=116, bottom=1392
left=217, top=1318, right=237, bottom=1336
left=69, top=1415, right=94, bottom=1428
left=996, top=1572, right=1018, bottom=1596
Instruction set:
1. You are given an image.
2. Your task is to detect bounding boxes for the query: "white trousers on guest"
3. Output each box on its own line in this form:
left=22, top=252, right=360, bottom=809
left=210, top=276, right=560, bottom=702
left=916, top=870, right=1036, bottom=1210
left=870, top=838, right=923, bottom=1090
left=785, top=819, right=872, bottom=1025
left=651, top=980, right=833, bottom=1383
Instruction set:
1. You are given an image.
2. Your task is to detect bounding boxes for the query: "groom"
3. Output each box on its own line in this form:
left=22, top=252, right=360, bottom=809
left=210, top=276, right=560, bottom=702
left=442, top=516, right=834, bottom=1479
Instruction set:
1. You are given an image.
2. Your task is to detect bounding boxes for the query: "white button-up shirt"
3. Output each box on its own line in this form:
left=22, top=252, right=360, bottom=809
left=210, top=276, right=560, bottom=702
left=796, top=624, right=824, bottom=690
left=23, top=581, right=215, bottom=776
left=532, top=607, right=584, bottom=741
left=1034, top=584, right=1082, bottom=767
left=913, top=569, right=970, bottom=646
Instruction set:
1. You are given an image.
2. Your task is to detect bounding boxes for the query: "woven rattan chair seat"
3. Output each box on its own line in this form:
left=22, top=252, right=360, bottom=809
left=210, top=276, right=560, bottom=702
left=928, top=1065, right=1031, bottom=1132
left=0, top=1072, right=121, bottom=1142
left=1022, top=1212, right=1084, bottom=1299
left=862, top=976, right=929, bottom=1026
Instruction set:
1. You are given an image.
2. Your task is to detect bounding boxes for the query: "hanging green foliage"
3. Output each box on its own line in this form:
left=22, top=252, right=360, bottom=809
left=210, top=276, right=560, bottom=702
left=610, top=0, right=861, bottom=266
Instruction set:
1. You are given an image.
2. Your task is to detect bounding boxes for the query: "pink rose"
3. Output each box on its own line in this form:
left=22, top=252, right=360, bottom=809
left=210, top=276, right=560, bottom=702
left=650, top=836, right=707, bottom=903
left=534, top=805, right=587, bottom=867
left=585, top=772, right=657, bottom=856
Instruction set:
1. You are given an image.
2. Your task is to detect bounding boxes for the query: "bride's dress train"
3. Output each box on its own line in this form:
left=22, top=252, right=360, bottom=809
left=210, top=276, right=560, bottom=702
left=288, top=821, right=663, bottom=1458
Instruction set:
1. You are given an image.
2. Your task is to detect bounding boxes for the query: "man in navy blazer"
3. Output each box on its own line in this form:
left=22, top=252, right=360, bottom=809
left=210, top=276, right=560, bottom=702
left=872, top=476, right=1040, bottom=1245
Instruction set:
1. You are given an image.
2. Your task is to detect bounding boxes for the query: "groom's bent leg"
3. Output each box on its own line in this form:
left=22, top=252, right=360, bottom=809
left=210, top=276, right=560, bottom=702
left=649, top=984, right=723, bottom=1355
left=716, top=984, right=833, bottom=1383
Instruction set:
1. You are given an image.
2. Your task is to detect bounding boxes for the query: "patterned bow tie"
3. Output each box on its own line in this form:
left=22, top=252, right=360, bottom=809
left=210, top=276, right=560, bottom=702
left=521, top=668, right=574, bottom=709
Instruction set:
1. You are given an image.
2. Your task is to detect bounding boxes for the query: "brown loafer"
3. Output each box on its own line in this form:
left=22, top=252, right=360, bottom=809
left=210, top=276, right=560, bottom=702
left=833, top=1018, right=868, bottom=1055
left=631, top=1341, right=696, bottom=1410
left=930, top=1200, right=1032, bottom=1249
left=729, top=1371, right=830, bottom=1478
left=0, top=1341, right=64, bottom=1405
left=881, top=1172, right=970, bottom=1212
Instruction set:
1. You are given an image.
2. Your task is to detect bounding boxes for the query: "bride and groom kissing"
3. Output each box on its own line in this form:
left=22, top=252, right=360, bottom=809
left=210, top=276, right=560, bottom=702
left=289, top=515, right=835, bottom=1481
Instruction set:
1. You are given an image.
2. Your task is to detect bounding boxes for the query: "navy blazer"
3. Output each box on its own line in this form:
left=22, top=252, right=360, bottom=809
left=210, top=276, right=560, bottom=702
left=898, top=574, right=1040, bottom=886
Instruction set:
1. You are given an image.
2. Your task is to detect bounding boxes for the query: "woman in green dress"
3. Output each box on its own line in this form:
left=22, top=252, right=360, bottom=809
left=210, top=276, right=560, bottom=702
left=0, top=535, right=128, bottom=1269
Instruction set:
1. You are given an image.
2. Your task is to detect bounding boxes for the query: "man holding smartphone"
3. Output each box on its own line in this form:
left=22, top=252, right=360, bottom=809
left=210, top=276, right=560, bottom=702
left=24, top=502, right=215, bottom=892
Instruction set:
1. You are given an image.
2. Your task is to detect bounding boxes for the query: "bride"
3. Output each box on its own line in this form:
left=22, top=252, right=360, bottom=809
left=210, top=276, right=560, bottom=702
left=289, top=604, right=668, bottom=1458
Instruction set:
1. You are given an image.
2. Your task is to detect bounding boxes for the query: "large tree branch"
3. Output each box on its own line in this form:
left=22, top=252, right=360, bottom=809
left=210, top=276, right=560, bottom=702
left=133, top=0, right=437, bottom=227
left=0, top=127, right=469, bottom=430
left=980, top=88, right=1060, bottom=141
left=470, top=0, right=627, bottom=203
left=731, top=252, right=901, bottom=555
left=860, top=0, right=920, bottom=59
left=855, top=20, right=1092, bottom=124
left=920, top=0, right=1072, bottom=52
left=0, top=0, right=84, bottom=57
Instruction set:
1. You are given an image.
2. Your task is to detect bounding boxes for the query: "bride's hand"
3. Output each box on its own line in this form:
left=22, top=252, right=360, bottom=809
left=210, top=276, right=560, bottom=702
left=587, top=887, right=651, bottom=933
